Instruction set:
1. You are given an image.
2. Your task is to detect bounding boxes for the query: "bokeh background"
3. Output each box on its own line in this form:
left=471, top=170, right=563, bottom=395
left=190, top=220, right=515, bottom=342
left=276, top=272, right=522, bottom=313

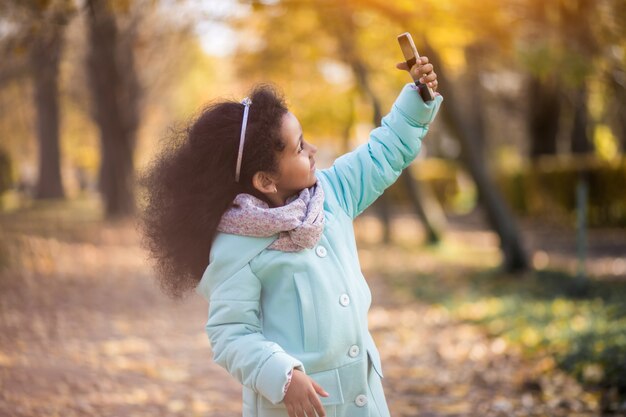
left=0, top=0, right=625, bottom=416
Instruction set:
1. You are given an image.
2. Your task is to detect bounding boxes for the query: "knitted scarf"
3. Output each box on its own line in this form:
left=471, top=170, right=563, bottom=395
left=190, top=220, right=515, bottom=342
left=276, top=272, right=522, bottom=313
left=217, top=183, right=325, bottom=252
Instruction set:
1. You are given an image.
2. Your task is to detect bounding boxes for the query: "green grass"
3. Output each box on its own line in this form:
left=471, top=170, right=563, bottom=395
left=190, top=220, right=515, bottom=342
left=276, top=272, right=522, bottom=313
left=387, top=267, right=626, bottom=400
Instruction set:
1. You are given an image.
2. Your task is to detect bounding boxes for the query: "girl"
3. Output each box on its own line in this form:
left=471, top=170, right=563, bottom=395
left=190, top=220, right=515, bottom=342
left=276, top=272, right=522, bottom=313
left=142, top=58, right=442, bottom=417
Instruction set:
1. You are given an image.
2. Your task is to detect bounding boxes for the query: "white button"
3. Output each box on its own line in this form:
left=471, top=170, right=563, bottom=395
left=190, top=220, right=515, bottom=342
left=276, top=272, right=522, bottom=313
left=315, top=246, right=327, bottom=258
left=348, top=345, right=360, bottom=358
left=339, top=294, right=350, bottom=306
left=355, top=394, right=368, bottom=407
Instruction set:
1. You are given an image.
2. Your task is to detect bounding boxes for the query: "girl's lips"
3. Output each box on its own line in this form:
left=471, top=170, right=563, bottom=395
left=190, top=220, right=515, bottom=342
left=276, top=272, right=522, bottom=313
left=310, top=161, right=316, bottom=171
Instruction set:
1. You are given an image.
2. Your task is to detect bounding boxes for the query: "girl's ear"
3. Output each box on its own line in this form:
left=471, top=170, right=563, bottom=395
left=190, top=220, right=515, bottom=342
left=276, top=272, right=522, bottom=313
left=252, top=171, right=278, bottom=194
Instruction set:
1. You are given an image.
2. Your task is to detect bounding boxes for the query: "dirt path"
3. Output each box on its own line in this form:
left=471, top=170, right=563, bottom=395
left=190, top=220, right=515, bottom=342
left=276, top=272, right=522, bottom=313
left=0, top=223, right=241, bottom=417
left=0, top=210, right=615, bottom=416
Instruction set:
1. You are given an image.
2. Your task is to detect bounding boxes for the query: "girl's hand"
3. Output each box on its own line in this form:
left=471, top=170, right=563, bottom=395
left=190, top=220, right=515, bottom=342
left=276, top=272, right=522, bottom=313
left=396, top=56, right=439, bottom=92
left=283, top=369, right=329, bottom=417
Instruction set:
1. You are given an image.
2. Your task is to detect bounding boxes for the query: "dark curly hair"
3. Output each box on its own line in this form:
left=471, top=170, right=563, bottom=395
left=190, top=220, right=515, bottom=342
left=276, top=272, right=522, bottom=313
left=140, top=84, right=288, bottom=298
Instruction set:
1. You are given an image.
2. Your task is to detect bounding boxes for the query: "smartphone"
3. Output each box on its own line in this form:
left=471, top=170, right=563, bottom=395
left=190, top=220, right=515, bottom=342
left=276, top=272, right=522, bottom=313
left=397, top=32, right=435, bottom=102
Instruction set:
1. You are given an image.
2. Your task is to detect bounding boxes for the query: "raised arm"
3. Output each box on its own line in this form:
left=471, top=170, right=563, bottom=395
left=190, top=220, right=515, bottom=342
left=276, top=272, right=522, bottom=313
left=317, top=83, right=443, bottom=218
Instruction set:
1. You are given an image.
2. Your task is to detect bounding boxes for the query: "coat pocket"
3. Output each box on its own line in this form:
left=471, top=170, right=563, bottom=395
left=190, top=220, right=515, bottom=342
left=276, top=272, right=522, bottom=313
left=293, top=272, right=319, bottom=352
left=260, top=367, right=344, bottom=411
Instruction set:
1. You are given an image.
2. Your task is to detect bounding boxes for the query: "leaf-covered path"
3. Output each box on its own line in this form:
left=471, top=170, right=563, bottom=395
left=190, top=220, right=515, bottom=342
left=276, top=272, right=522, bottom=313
left=0, top=205, right=615, bottom=416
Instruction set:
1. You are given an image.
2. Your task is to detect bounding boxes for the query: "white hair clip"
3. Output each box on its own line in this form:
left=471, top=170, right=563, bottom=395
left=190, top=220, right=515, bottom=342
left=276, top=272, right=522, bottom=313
left=235, top=97, right=252, bottom=182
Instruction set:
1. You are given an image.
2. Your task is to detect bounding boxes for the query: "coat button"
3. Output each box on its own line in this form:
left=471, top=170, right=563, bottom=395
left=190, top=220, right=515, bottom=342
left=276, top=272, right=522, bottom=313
left=348, top=345, right=360, bottom=358
left=339, top=294, right=350, bottom=307
left=355, top=394, right=368, bottom=407
left=315, top=245, right=327, bottom=258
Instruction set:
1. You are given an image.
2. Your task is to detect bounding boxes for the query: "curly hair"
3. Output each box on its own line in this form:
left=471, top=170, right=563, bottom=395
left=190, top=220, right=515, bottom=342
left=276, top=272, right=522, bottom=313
left=140, top=84, right=289, bottom=298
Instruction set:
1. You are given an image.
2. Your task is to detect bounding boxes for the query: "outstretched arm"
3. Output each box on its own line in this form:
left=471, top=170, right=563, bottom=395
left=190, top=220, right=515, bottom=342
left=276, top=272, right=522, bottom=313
left=317, top=58, right=443, bottom=218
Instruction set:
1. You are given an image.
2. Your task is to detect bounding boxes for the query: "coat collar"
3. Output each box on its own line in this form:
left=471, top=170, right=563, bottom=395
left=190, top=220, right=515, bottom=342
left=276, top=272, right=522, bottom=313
left=196, top=233, right=277, bottom=300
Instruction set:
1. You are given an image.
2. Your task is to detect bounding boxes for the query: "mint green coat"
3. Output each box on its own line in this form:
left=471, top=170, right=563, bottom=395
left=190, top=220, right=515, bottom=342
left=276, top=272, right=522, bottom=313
left=197, top=84, right=443, bottom=417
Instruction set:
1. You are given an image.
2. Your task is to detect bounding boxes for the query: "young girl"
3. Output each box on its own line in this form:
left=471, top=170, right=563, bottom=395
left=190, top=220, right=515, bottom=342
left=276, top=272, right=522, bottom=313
left=142, top=58, right=442, bottom=417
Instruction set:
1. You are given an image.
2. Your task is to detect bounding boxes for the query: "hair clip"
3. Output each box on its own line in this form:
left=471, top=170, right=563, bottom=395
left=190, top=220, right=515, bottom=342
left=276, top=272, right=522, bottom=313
left=235, top=97, right=252, bottom=182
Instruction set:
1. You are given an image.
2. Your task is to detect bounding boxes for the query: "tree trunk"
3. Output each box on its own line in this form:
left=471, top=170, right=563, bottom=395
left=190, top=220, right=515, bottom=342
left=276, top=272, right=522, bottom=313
left=422, top=41, right=529, bottom=272
left=86, top=0, right=136, bottom=218
left=570, top=83, right=594, bottom=154
left=400, top=170, right=443, bottom=244
left=528, top=74, right=561, bottom=158
left=609, top=66, right=626, bottom=152
left=0, top=150, right=12, bottom=202
left=341, top=90, right=356, bottom=154
left=31, top=23, right=65, bottom=199
left=558, top=0, right=595, bottom=155
left=460, top=43, right=489, bottom=157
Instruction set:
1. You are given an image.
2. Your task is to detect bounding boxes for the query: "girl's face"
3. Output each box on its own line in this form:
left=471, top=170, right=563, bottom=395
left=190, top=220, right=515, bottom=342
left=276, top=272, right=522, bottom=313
left=272, top=111, right=317, bottom=203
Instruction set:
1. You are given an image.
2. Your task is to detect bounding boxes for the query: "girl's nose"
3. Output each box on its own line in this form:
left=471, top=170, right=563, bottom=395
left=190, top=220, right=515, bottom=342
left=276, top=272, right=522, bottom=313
left=308, top=142, right=317, bottom=155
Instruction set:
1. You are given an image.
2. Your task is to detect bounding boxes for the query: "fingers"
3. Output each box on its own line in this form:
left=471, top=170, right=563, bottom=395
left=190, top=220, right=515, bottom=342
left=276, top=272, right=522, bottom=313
left=286, top=401, right=305, bottom=417
left=413, top=63, right=433, bottom=80
left=421, top=71, right=436, bottom=82
left=419, top=71, right=437, bottom=84
left=310, top=380, right=327, bottom=416
left=290, top=402, right=324, bottom=417
left=309, top=390, right=326, bottom=417
left=284, top=376, right=328, bottom=417
left=396, top=56, right=429, bottom=72
left=397, top=57, right=438, bottom=89
left=303, top=404, right=319, bottom=417
left=311, top=380, right=329, bottom=397
left=412, top=59, right=438, bottom=91
left=284, top=398, right=324, bottom=417
left=420, top=73, right=438, bottom=91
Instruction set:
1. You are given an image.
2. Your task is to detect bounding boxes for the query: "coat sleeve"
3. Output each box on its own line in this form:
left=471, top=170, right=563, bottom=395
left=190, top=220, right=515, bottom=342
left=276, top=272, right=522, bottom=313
left=203, top=264, right=303, bottom=405
left=317, top=83, right=443, bottom=218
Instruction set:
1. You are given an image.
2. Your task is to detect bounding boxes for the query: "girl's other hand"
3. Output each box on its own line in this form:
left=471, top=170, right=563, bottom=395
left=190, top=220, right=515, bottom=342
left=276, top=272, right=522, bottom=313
left=283, top=369, right=329, bottom=417
left=396, top=56, right=439, bottom=92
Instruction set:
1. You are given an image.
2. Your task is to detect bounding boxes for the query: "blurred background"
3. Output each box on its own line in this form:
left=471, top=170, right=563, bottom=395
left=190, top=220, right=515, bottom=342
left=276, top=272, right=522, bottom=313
left=0, top=0, right=625, bottom=416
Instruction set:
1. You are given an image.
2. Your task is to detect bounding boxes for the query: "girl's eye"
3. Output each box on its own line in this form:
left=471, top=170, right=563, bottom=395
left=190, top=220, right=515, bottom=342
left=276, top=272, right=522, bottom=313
left=298, top=142, right=304, bottom=153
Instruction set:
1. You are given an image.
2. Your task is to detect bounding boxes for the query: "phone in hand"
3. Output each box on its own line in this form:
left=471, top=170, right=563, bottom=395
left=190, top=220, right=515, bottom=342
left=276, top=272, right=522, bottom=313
left=397, top=32, right=435, bottom=102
